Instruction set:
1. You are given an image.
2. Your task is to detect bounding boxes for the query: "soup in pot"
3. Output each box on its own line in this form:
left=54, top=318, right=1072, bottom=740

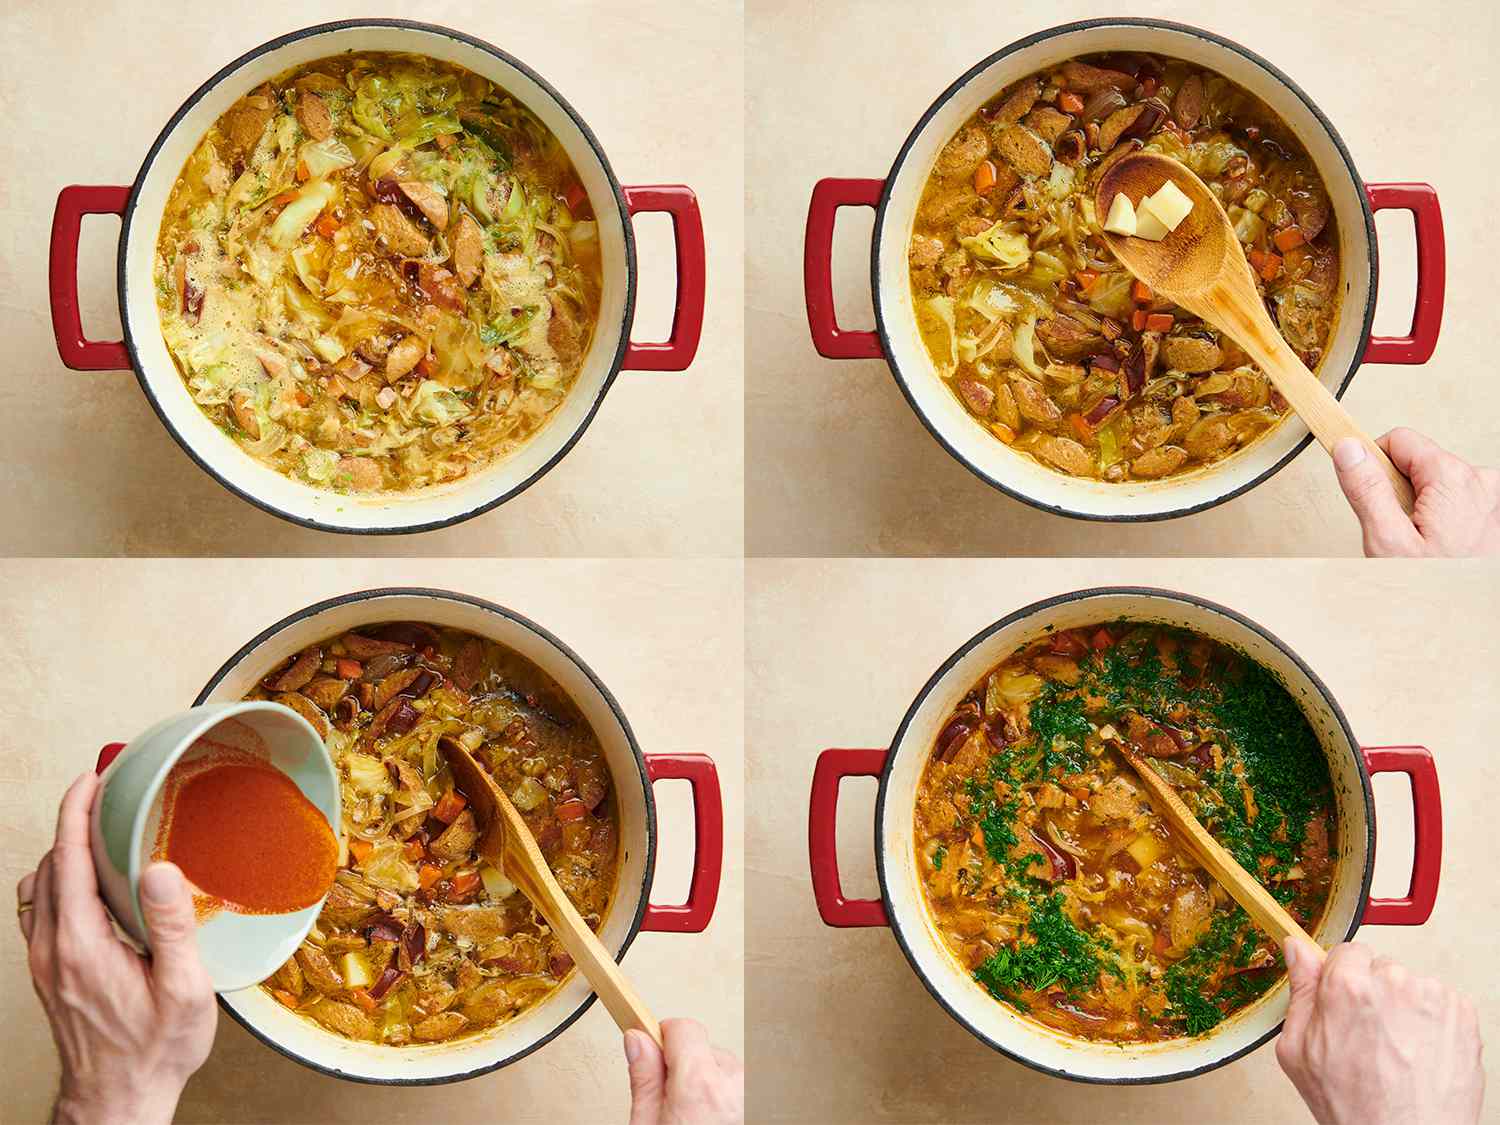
left=249, top=621, right=619, bottom=1045
left=155, top=53, right=602, bottom=493
left=914, top=622, right=1335, bottom=1042
left=908, top=53, right=1340, bottom=481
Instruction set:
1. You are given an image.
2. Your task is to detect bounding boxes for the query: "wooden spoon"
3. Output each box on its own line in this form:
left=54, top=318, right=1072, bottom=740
left=1117, top=743, right=1326, bottom=962
left=1095, top=152, right=1413, bottom=514
left=438, top=737, right=664, bottom=1045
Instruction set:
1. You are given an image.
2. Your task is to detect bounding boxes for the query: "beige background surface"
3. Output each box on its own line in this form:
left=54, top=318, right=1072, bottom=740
left=0, top=1, right=744, bottom=557
left=0, top=559, right=744, bottom=1123
left=746, top=0, right=1500, bottom=557
left=747, top=558, right=1498, bottom=1123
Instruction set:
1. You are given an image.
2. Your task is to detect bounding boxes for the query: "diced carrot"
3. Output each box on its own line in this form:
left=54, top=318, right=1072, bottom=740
left=294, top=387, right=311, bottom=407
left=415, top=354, right=436, bottom=377
left=434, top=132, right=456, bottom=150
left=418, top=863, right=444, bottom=892
left=1145, top=312, right=1175, bottom=332
left=1074, top=269, right=1099, bottom=293
left=1132, top=279, right=1153, bottom=304
left=403, top=838, right=427, bottom=862
left=1273, top=226, right=1305, bottom=252
left=445, top=871, right=481, bottom=901
left=1059, top=91, right=1084, bottom=114
left=348, top=838, right=373, bottom=866
left=296, top=161, right=310, bottom=183
left=1070, top=787, right=1090, bottom=803
left=1131, top=308, right=1149, bottom=332
left=314, top=212, right=340, bottom=239
left=973, top=159, right=998, bottom=195
left=348, top=988, right=377, bottom=1013
left=1258, top=252, right=1283, bottom=282
left=563, top=180, right=591, bottom=218
left=1067, top=413, right=1092, bottom=443
left=1248, top=249, right=1268, bottom=271
left=335, top=657, right=363, bottom=679
left=555, top=798, right=588, bottom=823
left=990, top=422, right=1016, bottom=444
left=272, top=989, right=300, bottom=1009
left=1090, top=627, right=1114, bottom=651
left=273, top=190, right=298, bottom=206
left=432, top=790, right=468, bottom=825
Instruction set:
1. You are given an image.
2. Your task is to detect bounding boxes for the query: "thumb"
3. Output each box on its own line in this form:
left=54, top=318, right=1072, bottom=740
left=1280, top=935, right=1323, bottom=1045
left=1333, top=439, right=1420, bottom=555
left=624, top=1029, right=666, bottom=1125
left=139, top=862, right=203, bottom=985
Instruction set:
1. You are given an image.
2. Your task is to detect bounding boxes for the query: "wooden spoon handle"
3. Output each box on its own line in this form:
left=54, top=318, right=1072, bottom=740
left=510, top=861, right=665, bottom=1046
left=1220, top=291, right=1415, bottom=515
left=1122, top=749, right=1326, bottom=962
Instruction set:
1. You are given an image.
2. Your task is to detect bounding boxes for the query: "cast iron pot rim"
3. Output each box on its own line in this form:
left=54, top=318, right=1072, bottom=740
left=117, top=18, right=639, bottom=536
left=868, top=17, right=1380, bottom=523
left=194, top=585, right=654, bottom=1085
left=872, top=585, right=1376, bottom=1084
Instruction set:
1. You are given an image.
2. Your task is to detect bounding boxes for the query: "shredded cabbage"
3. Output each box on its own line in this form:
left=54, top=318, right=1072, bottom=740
left=412, top=380, right=469, bottom=426
left=269, top=179, right=335, bottom=248
left=960, top=220, right=1031, bottom=270
left=916, top=296, right=958, bottom=376
left=299, top=137, right=356, bottom=179
left=1012, top=311, right=1042, bottom=376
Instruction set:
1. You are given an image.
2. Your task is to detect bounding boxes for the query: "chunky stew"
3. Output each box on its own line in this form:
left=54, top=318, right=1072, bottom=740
left=250, top=622, right=619, bottom=1045
left=914, top=622, right=1335, bottom=1042
left=909, top=53, right=1340, bottom=481
left=156, top=53, right=601, bottom=493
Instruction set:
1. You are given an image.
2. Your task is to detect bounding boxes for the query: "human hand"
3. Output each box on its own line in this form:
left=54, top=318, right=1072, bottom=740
left=17, top=771, right=216, bottom=1125
left=1276, top=937, right=1484, bottom=1125
left=624, top=1018, right=744, bottom=1125
left=1333, top=429, right=1500, bottom=556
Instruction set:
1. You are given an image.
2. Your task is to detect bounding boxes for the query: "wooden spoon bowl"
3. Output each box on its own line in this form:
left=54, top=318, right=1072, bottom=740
left=1095, top=152, right=1413, bottom=513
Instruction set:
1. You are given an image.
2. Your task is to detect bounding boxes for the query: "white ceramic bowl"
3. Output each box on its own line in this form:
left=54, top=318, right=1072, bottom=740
left=185, top=587, right=723, bottom=1084
left=810, top=587, right=1442, bottom=1083
left=804, top=18, right=1445, bottom=520
left=50, top=19, right=705, bottom=534
left=90, top=701, right=338, bottom=991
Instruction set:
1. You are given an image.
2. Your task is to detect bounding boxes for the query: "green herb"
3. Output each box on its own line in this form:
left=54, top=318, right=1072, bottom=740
left=974, top=892, right=1104, bottom=1000
left=1026, top=688, right=1093, bottom=775
left=933, top=845, right=947, bottom=871
left=1160, top=906, right=1280, bottom=1035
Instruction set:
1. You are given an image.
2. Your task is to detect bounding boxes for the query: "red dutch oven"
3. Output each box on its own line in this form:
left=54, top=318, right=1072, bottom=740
left=804, top=19, right=1444, bottom=521
left=51, top=20, right=706, bottom=535
left=99, top=587, right=723, bottom=1084
left=809, top=588, right=1440, bottom=1083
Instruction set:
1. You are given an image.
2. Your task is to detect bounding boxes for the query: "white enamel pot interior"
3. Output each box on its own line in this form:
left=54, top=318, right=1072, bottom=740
left=119, top=20, right=635, bottom=534
left=876, top=588, right=1375, bottom=1083
left=872, top=18, right=1377, bottom=520
left=196, top=588, right=653, bottom=1084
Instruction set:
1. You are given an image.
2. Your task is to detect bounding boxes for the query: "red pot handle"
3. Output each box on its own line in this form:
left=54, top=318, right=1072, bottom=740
left=50, top=185, right=131, bottom=371
left=96, top=743, right=126, bottom=773
left=641, top=753, right=721, bottom=932
left=1362, top=184, right=1444, bottom=365
left=1360, top=745, right=1441, bottom=925
left=808, top=748, right=889, bottom=926
left=804, top=179, right=884, bottom=360
left=621, top=185, right=705, bottom=371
